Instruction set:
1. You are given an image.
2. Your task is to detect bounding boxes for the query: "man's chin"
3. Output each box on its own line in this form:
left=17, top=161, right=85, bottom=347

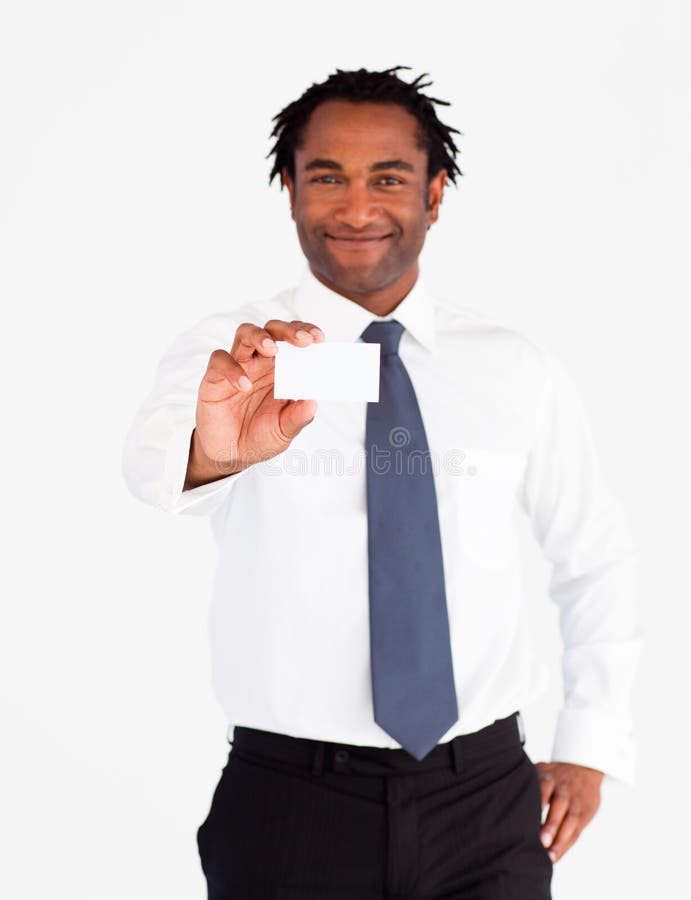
left=318, top=260, right=395, bottom=297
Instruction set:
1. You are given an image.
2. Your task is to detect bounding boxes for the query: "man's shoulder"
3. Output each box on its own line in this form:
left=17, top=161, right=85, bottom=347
left=199, top=286, right=297, bottom=330
left=431, top=291, right=548, bottom=366
left=171, top=285, right=299, bottom=350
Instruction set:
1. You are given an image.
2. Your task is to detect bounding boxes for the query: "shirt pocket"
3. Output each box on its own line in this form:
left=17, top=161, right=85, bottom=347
left=437, top=445, right=526, bottom=569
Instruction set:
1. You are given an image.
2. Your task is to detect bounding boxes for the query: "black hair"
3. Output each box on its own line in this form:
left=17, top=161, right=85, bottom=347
left=267, top=65, right=462, bottom=189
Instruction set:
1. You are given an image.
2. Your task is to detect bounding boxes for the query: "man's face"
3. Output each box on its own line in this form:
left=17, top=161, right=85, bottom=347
left=283, top=100, right=446, bottom=300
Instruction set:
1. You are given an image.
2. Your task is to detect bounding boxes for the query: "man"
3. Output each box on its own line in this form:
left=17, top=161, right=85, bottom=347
left=123, top=66, right=641, bottom=899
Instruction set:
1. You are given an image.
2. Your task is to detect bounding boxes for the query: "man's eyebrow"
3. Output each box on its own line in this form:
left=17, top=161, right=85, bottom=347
left=370, top=159, right=415, bottom=173
left=304, top=158, right=343, bottom=171
left=303, top=158, right=416, bottom=173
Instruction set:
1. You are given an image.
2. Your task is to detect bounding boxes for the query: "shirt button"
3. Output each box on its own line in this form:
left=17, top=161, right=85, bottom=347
left=334, top=749, right=349, bottom=763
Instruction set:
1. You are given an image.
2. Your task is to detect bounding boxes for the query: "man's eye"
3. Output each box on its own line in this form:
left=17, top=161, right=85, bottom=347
left=378, top=177, right=402, bottom=186
left=311, top=175, right=339, bottom=184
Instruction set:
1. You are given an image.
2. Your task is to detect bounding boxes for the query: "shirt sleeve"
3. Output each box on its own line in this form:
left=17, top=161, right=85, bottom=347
left=121, top=314, right=249, bottom=515
left=518, top=349, right=643, bottom=787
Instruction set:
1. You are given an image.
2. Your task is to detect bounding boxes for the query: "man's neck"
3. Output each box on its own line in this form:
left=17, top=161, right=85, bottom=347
left=310, top=263, right=419, bottom=317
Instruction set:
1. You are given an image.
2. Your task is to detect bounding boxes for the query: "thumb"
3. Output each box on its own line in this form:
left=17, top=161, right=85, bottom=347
left=279, top=399, right=319, bottom=441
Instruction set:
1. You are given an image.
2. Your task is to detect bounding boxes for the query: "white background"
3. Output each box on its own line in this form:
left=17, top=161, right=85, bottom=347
left=2, top=1, right=688, bottom=897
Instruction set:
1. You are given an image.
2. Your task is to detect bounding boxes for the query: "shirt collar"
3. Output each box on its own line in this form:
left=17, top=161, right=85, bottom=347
left=292, top=265, right=436, bottom=353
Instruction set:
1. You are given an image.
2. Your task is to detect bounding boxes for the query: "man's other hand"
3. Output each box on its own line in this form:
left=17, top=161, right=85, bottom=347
left=535, top=761, right=604, bottom=863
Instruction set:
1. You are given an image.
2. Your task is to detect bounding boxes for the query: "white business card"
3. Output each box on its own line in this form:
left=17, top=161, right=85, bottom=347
left=273, top=340, right=380, bottom=402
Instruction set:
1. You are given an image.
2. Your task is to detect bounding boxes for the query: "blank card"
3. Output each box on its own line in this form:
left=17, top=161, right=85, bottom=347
left=273, top=340, right=380, bottom=402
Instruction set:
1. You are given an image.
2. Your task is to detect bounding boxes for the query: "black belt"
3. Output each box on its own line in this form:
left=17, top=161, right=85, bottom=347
left=229, top=711, right=523, bottom=778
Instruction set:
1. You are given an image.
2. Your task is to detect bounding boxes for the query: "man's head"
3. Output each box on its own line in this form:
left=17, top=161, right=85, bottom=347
left=267, top=67, right=462, bottom=311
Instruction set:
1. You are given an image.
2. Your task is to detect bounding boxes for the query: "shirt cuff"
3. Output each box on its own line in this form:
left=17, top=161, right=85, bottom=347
left=551, top=706, right=637, bottom=788
left=163, top=420, right=248, bottom=515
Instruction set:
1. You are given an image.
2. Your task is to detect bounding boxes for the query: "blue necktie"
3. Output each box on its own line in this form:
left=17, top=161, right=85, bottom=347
left=361, top=319, right=459, bottom=760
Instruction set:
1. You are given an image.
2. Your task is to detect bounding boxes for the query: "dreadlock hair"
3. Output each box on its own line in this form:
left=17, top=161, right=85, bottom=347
left=267, top=66, right=463, bottom=190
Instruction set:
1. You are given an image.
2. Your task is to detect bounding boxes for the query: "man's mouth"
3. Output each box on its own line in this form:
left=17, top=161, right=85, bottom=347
left=325, top=233, right=392, bottom=249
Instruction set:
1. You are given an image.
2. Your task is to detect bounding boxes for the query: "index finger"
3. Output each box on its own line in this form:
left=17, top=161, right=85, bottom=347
left=230, top=322, right=282, bottom=364
left=230, top=320, right=326, bottom=364
left=540, top=785, right=569, bottom=850
left=264, top=319, right=326, bottom=345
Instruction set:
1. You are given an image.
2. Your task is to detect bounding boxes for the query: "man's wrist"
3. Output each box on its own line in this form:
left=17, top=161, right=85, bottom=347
left=183, top=429, right=243, bottom=491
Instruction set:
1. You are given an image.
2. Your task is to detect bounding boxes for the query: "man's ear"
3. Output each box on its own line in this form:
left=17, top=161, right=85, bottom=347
left=282, top=167, right=296, bottom=220
left=426, top=169, right=447, bottom=225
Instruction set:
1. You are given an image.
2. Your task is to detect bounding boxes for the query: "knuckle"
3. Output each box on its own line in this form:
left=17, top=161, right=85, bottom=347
left=538, top=770, right=555, bottom=782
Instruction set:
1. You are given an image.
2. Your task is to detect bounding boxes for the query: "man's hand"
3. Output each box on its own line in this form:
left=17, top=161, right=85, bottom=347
left=184, top=319, right=325, bottom=490
left=535, top=761, right=604, bottom=863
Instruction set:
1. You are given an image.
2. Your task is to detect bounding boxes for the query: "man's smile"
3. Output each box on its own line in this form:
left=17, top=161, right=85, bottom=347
left=325, top=233, right=393, bottom=250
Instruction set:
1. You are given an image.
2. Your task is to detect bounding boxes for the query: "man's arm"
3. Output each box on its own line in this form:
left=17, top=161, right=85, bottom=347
left=121, top=313, right=249, bottom=515
left=518, top=347, right=643, bottom=860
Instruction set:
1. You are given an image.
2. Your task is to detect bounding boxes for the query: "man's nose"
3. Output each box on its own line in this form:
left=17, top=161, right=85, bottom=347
left=333, top=183, right=382, bottom=228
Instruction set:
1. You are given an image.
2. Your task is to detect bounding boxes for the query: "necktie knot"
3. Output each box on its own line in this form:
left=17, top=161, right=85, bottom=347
left=360, top=319, right=405, bottom=357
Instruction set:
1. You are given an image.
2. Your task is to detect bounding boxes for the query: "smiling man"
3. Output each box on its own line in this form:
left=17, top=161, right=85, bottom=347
left=123, top=66, right=641, bottom=899
left=285, top=99, right=442, bottom=313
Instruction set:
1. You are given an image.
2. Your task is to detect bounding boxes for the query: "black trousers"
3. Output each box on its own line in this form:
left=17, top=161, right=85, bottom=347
left=196, top=711, right=553, bottom=899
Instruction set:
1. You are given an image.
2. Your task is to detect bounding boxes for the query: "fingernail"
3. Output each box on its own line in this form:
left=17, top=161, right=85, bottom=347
left=541, top=832, right=552, bottom=848
left=548, top=851, right=557, bottom=863
left=309, top=328, right=324, bottom=338
left=238, top=375, right=252, bottom=391
left=295, top=330, right=310, bottom=340
left=262, top=338, right=276, bottom=348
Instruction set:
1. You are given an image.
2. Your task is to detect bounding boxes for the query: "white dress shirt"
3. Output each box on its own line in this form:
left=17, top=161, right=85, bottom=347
left=122, top=265, right=642, bottom=786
